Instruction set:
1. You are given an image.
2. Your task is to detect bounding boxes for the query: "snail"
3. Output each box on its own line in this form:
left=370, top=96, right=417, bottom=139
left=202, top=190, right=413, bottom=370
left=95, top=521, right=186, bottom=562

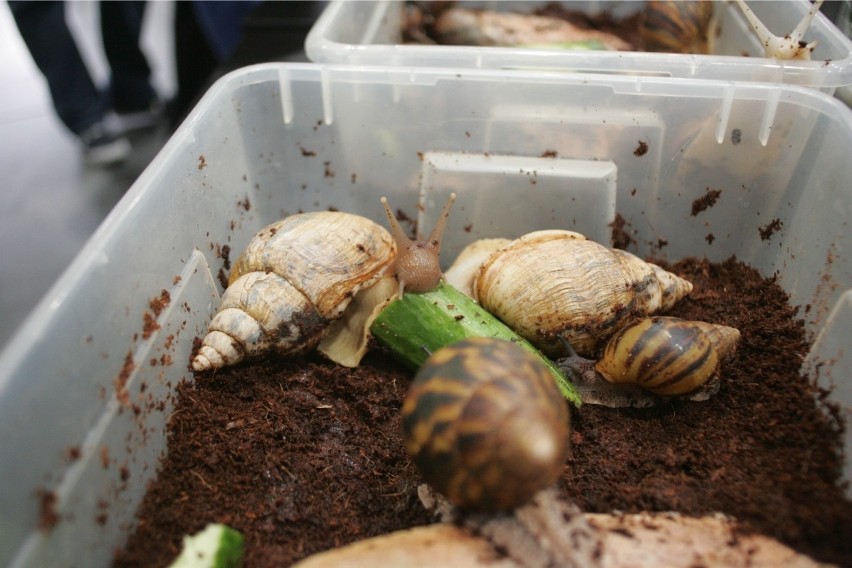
left=191, top=211, right=396, bottom=372
left=192, top=195, right=457, bottom=372
left=431, top=7, right=633, bottom=51
left=450, top=230, right=694, bottom=359
left=734, top=0, right=823, bottom=60
left=640, top=0, right=716, bottom=55
left=402, top=337, right=570, bottom=512
left=557, top=316, right=741, bottom=408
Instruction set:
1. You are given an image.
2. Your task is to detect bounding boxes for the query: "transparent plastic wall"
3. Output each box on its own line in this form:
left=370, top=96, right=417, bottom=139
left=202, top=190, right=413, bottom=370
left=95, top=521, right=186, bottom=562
left=0, top=64, right=850, bottom=567
left=306, top=1, right=852, bottom=91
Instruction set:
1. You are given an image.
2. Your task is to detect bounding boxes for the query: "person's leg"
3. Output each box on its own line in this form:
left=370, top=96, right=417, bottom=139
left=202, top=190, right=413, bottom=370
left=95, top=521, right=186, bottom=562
left=99, top=0, right=156, bottom=113
left=8, top=0, right=106, bottom=135
left=171, top=0, right=218, bottom=128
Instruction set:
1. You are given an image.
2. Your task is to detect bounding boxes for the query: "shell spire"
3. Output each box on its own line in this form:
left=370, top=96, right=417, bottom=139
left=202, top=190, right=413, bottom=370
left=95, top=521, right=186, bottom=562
left=192, top=272, right=326, bottom=372
left=688, top=320, right=741, bottom=360
left=612, top=249, right=693, bottom=314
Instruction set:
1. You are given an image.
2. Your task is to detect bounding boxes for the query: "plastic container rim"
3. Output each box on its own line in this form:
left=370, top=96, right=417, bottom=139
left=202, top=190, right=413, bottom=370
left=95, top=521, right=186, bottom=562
left=305, top=0, right=852, bottom=88
left=2, top=60, right=852, bottom=381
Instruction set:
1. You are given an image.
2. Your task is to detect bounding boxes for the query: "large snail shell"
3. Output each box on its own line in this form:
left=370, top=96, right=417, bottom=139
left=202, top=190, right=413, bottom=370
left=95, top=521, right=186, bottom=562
left=471, top=230, right=693, bottom=358
left=443, top=237, right=509, bottom=297
left=402, top=337, right=570, bottom=512
left=596, top=316, right=740, bottom=397
left=432, top=7, right=633, bottom=51
left=640, top=0, right=715, bottom=55
left=228, top=212, right=395, bottom=319
left=193, top=211, right=395, bottom=371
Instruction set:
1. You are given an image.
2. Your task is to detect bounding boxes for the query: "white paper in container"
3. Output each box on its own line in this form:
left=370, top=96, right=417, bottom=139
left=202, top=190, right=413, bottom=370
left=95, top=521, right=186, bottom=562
left=0, top=63, right=850, bottom=567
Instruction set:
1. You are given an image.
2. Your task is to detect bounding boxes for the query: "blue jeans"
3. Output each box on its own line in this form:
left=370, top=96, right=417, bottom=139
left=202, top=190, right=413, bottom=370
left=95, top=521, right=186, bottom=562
left=9, top=1, right=156, bottom=136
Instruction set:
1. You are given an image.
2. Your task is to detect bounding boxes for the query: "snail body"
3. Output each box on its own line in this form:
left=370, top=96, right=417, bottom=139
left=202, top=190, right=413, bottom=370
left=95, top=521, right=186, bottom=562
left=640, top=0, right=715, bottom=55
left=402, top=337, right=570, bottom=512
left=558, top=316, right=741, bottom=408
left=192, top=211, right=396, bottom=371
left=465, top=230, right=693, bottom=358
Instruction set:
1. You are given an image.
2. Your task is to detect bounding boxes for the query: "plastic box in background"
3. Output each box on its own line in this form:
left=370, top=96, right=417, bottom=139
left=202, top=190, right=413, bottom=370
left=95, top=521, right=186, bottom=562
left=1, top=63, right=851, bottom=566
left=305, top=1, right=852, bottom=92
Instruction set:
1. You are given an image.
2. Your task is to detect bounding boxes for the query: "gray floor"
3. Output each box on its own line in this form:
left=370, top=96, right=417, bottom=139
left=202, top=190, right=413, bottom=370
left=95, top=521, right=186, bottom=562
left=0, top=2, right=177, bottom=351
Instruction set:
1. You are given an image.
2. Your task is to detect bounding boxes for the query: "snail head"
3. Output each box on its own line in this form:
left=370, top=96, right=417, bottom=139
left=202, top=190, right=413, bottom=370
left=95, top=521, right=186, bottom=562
left=381, top=193, right=456, bottom=294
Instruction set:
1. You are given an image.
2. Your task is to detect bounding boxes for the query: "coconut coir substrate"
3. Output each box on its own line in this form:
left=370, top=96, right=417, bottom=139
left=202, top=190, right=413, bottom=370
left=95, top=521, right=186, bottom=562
left=114, top=257, right=852, bottom=567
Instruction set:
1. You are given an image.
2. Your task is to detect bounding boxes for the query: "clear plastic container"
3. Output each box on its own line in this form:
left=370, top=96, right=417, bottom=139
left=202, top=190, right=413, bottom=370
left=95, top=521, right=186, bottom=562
left=1, top=63, right=851, bottom=566
left=305, top=1, right=852, bottom=92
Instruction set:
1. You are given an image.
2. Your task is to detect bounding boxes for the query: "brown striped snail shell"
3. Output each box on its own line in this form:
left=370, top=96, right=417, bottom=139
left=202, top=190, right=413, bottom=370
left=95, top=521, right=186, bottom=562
left=558, top=316, right=741, bottom=408
left=192, top=211, right=396, bottom=372
left=640, top=0, right=715, bottom=55
left=402, top=337, right=570, bottom=512
left=462, top=230, right=694, bottom=359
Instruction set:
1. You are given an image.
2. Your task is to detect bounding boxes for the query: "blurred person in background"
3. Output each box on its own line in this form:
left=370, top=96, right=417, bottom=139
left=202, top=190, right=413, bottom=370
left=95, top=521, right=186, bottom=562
left=8, top=1, right=162, bottom=166
left=171, top=0, right=262, bottom=128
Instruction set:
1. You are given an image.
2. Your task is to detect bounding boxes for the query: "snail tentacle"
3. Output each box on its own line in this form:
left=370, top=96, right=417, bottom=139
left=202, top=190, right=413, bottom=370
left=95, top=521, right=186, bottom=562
left=380, top=193, right=456, bottom=294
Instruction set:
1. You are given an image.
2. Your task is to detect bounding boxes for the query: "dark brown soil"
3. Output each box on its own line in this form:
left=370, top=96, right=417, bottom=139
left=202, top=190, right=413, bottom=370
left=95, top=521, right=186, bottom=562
left=114, top=257, right=852, bottom=567
left=113, top=354, right=431, bottom=567
left=690, top=187, right=722, bottom=216
left=562, top=257, right=851, bottom=567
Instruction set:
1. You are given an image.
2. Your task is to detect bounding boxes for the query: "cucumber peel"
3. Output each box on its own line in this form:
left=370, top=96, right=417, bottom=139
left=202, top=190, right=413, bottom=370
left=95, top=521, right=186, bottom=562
left=370, top=281, right=582, bottom=406
left=168, top=523, right=244, bottom=568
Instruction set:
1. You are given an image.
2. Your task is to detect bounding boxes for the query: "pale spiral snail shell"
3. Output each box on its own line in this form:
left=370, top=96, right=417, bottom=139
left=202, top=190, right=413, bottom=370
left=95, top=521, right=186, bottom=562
left=558, top=316, right=741, bottom=408
left=192, top=211, right=395, bottom=372
left=462, top=230, right=694, bottom=358
left=193, top=194, right=458, bottom=372
left=403, top=337, right=570, bottom=512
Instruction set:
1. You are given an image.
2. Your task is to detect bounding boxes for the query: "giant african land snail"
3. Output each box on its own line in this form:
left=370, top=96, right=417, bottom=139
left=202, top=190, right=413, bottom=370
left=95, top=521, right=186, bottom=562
left=402, top=337, right=570, bottom=512
left=558, top=316, right=741, bottom=408
left=192, top=195, right=456, bottom=372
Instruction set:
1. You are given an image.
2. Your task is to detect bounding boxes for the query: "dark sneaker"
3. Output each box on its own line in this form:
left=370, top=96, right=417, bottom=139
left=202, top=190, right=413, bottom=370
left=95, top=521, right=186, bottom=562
left=115, top=98, right=166, bottom=133
left=79, top=121, right=131, bottom=166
